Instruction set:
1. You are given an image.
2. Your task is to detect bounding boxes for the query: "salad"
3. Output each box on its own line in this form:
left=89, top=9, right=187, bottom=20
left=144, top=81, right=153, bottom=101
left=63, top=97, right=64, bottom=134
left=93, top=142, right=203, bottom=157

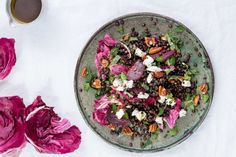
left=81, top=22, right=209, bottom=147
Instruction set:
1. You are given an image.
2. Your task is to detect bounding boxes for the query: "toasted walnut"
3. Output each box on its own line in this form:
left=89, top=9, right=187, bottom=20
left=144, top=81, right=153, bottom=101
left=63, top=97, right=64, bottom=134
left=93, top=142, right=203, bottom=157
left=199, top=83, right=208, bottom=94
left=149, top=47, right=163, bottom=54
left=107, top=124, right=116, bottom=131
left=154, top=71, right=164, bottom=78
left=101, top=59, right=109, bottom=68
left=92, top=79, right=102, bottom=89
left=149, top=124, right=158, bottom=133
left=194, top=95, right=200, bottom=107
left=145, top=37, right=156, bottom=47
left=81, top=67, right=87, bottom=77
left=122, top=33, right=130, bottom=41
left=122, top=127, right=133, bottom=136
left=158, top=86, right=167, bottom=96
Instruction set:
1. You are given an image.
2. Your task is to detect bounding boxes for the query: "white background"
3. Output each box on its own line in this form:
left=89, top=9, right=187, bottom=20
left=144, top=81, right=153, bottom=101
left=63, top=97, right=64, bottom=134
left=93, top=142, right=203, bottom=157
left=0, top=0, right=236, bottom=157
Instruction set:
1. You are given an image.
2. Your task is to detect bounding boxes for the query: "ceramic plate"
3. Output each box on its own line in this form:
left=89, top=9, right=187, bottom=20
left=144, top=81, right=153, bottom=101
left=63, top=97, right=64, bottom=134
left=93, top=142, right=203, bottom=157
left=74, top=13, right=214, bottom=152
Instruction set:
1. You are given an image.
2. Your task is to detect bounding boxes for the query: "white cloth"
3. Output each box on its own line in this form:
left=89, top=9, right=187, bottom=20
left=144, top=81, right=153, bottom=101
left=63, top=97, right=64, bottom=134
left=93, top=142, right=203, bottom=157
left=0, top=0, right=236, bottom=157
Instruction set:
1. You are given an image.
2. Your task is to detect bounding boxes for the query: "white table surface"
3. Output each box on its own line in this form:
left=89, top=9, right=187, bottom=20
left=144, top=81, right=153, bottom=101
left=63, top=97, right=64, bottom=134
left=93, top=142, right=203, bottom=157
left=0, top=0, right=236, bottom=157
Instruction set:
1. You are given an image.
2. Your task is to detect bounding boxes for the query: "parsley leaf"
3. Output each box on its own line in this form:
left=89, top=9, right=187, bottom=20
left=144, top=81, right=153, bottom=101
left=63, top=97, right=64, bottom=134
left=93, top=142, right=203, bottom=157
left=110, top=47, right=119, bottom=59
left=174, top=25, right=185, bottom=33
left=111, top=104, right=117, bottom=113
left=117, top=26, right=124, bottom=34
left=158, top=108, right=164, bottom=116
left=84, top=83, right=91, bottom=91
left=165, top=57, right=176, bottom=65
left=120, top=73, right=127, bottom=81
left=123, top=112, right=129, bottom=119
left=155, top=57, right=163, bottom=62
left=110, top=55, right=121, bottom=65
left=168, top=126, right=179, bottom=136
left=142, top=129, right=159, bottom=148
left=202, top=94, right=209, bottom=103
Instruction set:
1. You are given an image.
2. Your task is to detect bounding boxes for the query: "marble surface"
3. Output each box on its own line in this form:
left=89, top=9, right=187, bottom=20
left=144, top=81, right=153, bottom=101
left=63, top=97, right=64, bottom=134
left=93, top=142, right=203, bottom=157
left=0, top=0, right=235, bottom=157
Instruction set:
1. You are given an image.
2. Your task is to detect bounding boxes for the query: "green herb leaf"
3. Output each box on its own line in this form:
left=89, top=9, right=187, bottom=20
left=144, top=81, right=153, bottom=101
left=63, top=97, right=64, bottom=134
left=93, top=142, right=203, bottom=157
left=165, top=57, right=176, bottom=65
left=129, top=37, right=138, bottom=42
left=117, top=26, right=124, bottom=34
left=174, top=25, right=185, bottom=33
left=155, top=57, right=163, bottom=62
left=165, top=69, right=174, bottom=75
left=202, top=94, right=209, bottom=103
left=140, top=31, right=147, bottom=38
left=184, top=68, right=198, bottom=81
left=158, top=108, right=164, bottom=116
left=168, top=126, right=179, bottom=136
left=111, top=104, right=117, bottom=113
left=109, top=75, right=115, bottom=84
left=110, top=47, right=119, bottom=59
left=110, top=55, right=121, bottom=65
left=142, top=129, right=159, bottom=148
left=84, top=83, right=91, bottom=91
left=120, top=73, right=127, bottom=81
left=165, top=32, right=184, bottom=52
left=141, top=83, right=149, bottom=91
left=184, top=94, right=195, bottom=111
left=123, top=112, right=129, bottom=119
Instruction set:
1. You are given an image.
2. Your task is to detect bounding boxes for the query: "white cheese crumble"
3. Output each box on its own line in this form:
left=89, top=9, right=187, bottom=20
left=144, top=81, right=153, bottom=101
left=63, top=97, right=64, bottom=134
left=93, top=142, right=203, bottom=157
left=126, top=105, right=132, bottom=108
left=155, top=116, right=163, bottom=125
left=146, top=66, right=162, bottom=72
left=166, top=98, right=176, bottom=107
left=116, top=109, right=125, bottom=119
left=143, top=55, right=154, bottom=67
left=182, top=80, right=191, bottom=87
left=179, top=109, right=187, bottom=117
left=132, top=109, right=146, bottom=121
left=158, top=95, right=167, bottom=103
left=116, top=86, right=125, bottom=91
left=123, top=80, right=133, bottom=89
left=135, top=48, right=146, bottom=58
left=147, top=73, right=153, bottom=84
left=113, top=78, right=122, bottom=87
left=137, top=92, right=149, bottom=99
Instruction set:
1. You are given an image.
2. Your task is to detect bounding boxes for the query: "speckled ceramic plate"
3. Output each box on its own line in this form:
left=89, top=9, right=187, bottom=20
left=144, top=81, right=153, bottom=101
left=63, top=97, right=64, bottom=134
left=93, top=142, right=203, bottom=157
left=74, top=13, right=214, bottom=152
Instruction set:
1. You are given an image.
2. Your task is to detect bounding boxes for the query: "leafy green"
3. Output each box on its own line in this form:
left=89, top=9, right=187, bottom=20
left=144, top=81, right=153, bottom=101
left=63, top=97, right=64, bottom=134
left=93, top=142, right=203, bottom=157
left=123, top=112, right=129, bottom=119
left=109, top=75, right=115, bottom=84
left=129, top=37, right=138, bottom=42
left=184, top=69, right=198, bottom=81
left=202, top=94, right=209, bottom=103
left=120, top=73, right=127, bottom=81
left=112, top=104, right=117, bottom=113
left=184, top=94, right=195, bottom=111
left=140, top=31, right=147, bottom=38
left=174, top=25, right=185, bottom=33
left=110, top=55, right=121, bottom=65
left=110, top=47, right=119, bottom=59
left=165, top=32, right=184, bottom=52
left=84, top=83, right=91, bottom=91
left=165, top=57, right=176, bottom=65
left=165, top=69, right=174, bottom=75
left=168, top=126, right=179, bottom=136
left=117, top=26, right=124, bottom=34
left=141, top=83, right=150, bottom=91
left=155, top=57, right=163, bottom=62
left=157, top=108, right=164, bottom=116
left=142, top=129, right=159, bottom=148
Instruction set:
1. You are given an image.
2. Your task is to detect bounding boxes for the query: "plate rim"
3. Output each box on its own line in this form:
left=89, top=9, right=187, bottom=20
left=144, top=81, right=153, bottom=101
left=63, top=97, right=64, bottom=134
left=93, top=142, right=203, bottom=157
left=74, top=12, right=215, bottom=153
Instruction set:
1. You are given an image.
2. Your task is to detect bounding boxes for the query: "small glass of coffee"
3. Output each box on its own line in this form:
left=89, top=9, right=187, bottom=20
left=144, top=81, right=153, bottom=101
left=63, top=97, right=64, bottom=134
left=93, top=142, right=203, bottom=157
left=7, top=0, right=42, bottom=25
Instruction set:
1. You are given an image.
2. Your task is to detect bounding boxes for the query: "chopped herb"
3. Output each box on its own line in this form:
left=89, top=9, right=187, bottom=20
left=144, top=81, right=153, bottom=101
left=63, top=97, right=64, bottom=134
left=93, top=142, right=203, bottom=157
left=165, top=32, right=184, bottom=52
left=184, top=68, right=198, bottom=81
left=168, top=126, right=178, bottom=136
left=174, top=25, right=185, bottom=33
left=110, top=55, right=121, bottom=65
left=202, top=94, right=209, bottom=103
left=110, top=47, right=119, bottom=58
left=184, top=94, right=195, bottom=111
left=165, top=56, right=176, bottom=65
left=165, top=69, right=174, bottom=75
left=109, top=75, right=115, bottom=83
left=129, top=37, right=138, bottom=42
left=141, top=83, right=150, bottom=91
left=111, top=104, right=117, bottom=113
left=84, top=83, right=91, bottom=91
left=157, top=108, right=164, bottom=116
left=120, top=73, right=127, bottom=81
left=140, top=31, right=147, bottom=38
left=142, top=129, right=159, bottom=148
left=123, top=112, right=129, bottom=119
left=155, top=57, right=163, bottom=62
left=117, top=26, right=124, bottom=34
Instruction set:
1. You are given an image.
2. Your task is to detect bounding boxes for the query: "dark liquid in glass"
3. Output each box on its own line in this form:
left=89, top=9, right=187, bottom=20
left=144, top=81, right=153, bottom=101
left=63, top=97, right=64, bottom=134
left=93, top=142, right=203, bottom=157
left=10, top=0, right=42, bottom=23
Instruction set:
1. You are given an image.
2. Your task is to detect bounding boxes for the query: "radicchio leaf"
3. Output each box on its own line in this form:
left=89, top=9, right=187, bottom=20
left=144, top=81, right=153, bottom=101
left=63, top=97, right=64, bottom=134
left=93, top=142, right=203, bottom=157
left=0, top=38, right=16, bottom=80
left=95, top=34, right=117, bottom=76
left=110, top=64, right=129, bottom=76
left=25, top=96, right=81, bottom=154
left=164, top=98, right=182, bottom=129
left=0, top=96, right=26, bottom=154
left=126, top=60, right=145, bottom=81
